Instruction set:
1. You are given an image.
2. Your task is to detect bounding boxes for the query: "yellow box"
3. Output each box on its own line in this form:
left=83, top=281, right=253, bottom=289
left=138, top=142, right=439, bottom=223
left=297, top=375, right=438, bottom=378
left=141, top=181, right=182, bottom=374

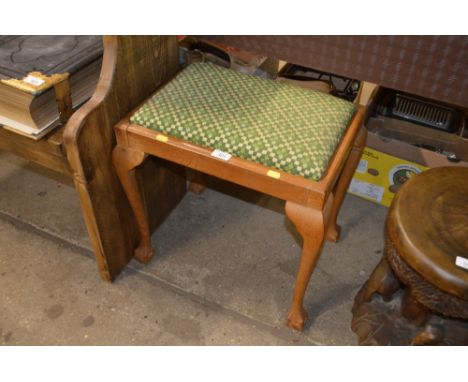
left=348, top=147, right=427, bottom=207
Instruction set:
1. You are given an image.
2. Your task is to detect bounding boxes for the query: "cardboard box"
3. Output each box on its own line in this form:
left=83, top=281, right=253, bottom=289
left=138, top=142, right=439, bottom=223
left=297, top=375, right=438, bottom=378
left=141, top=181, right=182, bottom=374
left=366, top=131, right=468, bottom=169
left=348, top=84, right=468, bottom=207
left=348, top=131, right=468, bottom=207
left=348, top=147, right=427, bottom=207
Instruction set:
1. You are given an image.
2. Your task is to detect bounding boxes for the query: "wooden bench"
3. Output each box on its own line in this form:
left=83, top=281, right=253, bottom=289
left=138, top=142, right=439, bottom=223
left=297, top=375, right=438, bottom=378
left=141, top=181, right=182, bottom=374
left=112, top=60, right=366, bottom=330
left=0, top=36, right=186, bottom=281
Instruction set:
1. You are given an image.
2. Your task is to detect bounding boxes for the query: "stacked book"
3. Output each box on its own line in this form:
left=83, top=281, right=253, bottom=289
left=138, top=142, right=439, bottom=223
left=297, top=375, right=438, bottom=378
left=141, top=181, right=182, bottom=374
left=0, top=35, right=102, bottom=139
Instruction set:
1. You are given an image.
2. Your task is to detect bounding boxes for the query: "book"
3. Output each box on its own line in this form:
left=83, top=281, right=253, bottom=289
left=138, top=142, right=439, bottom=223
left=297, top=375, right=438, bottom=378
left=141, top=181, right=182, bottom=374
left=0, top=35, right=103, bottom=139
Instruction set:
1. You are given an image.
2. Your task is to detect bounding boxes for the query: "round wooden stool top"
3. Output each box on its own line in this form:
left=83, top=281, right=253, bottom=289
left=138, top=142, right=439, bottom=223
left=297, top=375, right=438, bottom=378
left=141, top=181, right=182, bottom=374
left=387, top=166, right=468, bottom=301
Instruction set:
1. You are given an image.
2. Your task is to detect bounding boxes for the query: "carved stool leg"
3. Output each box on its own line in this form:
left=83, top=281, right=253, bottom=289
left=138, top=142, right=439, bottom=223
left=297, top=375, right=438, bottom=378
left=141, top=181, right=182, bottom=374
left=326, top=128, right=366, bottom=242
left=112, top=146, right=155, bottom=264
left=401, top=288, right=429, bottom=327
left=285, top=201, right=329, bottom=331
left=188, top=170, right=206, bottom=194
left=411, top=324, right=445, bottom=345
left=354, top=257, right=400, bottom=308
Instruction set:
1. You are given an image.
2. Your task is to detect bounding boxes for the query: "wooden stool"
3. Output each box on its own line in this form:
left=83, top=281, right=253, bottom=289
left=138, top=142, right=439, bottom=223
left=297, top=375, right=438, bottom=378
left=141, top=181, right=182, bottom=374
left=352, top=167, right=468, bottom=345
left=113, top=62, right=366, bottom=331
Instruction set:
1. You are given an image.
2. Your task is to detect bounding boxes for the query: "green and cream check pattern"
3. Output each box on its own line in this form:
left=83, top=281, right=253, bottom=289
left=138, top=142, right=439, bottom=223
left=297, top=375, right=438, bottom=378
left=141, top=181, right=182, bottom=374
left=130, top=62, right=356, bottom=181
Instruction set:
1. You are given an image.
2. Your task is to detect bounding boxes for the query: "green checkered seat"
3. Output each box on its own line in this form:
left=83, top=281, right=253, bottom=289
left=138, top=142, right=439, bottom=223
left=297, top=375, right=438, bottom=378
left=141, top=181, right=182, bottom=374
left=130, top=62, right=356, bottom=181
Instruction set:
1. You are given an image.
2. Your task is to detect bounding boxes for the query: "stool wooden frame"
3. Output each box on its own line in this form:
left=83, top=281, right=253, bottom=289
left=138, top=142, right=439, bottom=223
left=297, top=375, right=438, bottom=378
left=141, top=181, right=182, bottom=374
left=113, top=75, right=366, bottom=330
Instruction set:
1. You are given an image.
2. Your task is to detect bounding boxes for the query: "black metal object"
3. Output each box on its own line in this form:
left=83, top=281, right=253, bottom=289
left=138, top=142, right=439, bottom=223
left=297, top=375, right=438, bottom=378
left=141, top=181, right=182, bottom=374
left=278, top=63, right=360, bottom=101
left=377, top=93, right=461, bottom=134
left=179, top=38, right=231, bottom=68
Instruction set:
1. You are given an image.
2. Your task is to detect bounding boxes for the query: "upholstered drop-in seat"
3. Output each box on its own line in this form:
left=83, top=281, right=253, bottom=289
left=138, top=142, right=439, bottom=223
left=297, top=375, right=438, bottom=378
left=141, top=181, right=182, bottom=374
left=130, top=62, right=356, bottom=181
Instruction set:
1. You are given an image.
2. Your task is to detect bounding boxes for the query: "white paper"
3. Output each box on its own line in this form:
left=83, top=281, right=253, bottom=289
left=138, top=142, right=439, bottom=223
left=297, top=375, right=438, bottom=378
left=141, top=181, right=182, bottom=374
left=23, top=75, right=45, bottom=87
left=211, top=149, right=231, bottom=161
left=356, top=159, right=368, bottom=174
left=455, top=256, right=468, bottom=270
left=348, top=178, right=385, bottom=203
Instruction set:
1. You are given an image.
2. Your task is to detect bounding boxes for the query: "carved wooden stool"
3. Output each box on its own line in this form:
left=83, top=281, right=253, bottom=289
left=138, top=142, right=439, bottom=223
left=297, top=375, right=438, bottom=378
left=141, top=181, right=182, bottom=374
left=352, top=167, right=468, bottom=345
left=112, top=62, right=366, bottom=331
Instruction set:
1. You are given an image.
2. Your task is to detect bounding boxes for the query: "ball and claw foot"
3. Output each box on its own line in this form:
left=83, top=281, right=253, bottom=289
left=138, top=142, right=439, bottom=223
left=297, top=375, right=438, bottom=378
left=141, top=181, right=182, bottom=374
left=134, top=245, right=156, bottom=264
left=286, top=307, right=309, bottom=331
left=326, top=224, right=341, bottom=243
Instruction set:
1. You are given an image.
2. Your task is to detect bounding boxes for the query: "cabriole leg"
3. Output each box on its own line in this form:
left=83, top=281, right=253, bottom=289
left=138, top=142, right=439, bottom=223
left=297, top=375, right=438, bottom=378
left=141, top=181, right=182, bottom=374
left=326, top=127, right=366, bottom=242
left=285, top=201, right=328, bottom=331
left=188, top=170, right=207, bottom=194
left=112, top=145, right=155, bottom=264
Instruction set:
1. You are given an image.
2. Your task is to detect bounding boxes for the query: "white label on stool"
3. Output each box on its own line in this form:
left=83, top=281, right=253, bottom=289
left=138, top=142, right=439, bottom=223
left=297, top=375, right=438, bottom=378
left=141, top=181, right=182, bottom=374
left=455, top=256, right=468, bottom=270
left=211, top=149, right=231, bottom=161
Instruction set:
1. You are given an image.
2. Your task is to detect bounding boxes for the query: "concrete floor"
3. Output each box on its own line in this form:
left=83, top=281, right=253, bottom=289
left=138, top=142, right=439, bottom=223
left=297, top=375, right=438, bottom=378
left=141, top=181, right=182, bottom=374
left=0, top=151, right=387, bottom=345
